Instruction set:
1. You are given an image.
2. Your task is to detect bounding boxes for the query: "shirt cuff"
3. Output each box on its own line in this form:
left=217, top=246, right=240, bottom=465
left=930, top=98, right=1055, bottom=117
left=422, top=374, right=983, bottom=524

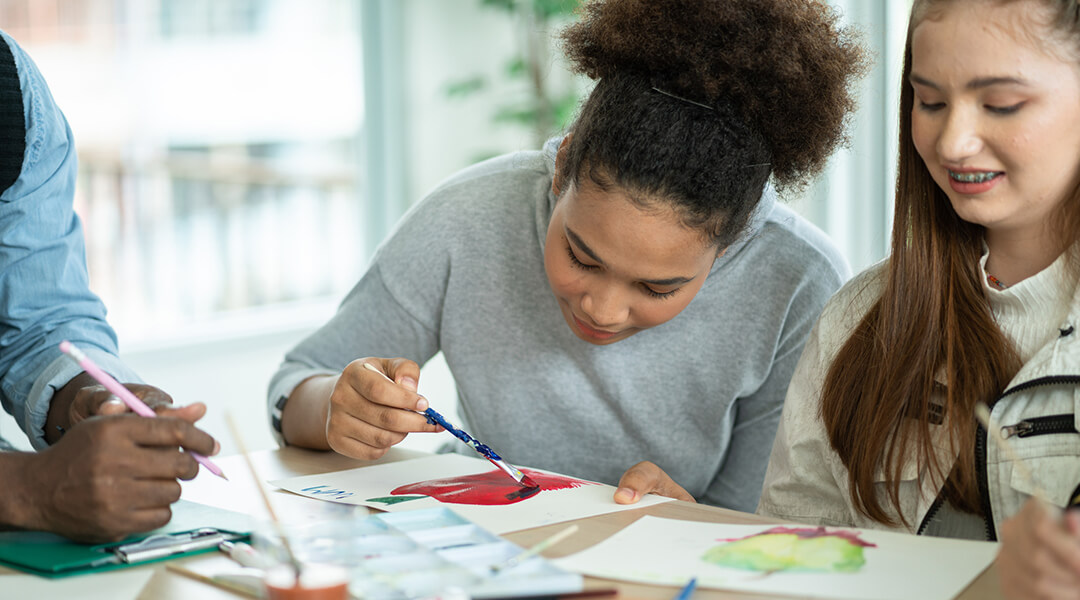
left=24, top=350, right=142, bottom=450
left=267, top=367, right=337, bottom=447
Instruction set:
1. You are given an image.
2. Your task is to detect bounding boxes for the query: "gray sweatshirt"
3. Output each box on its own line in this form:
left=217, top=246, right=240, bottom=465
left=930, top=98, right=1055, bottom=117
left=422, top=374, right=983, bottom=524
left=268, top=139, right=849, bottom=512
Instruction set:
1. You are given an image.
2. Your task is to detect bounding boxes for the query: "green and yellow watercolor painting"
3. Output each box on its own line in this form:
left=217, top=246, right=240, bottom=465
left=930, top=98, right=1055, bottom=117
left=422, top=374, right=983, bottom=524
left=702, top=526, right=876, bottom=573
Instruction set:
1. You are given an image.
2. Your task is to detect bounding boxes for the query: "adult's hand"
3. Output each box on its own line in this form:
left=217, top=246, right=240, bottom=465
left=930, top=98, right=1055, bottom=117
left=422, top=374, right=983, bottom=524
left=11, top=414, right=219, bottom=543
left=45, top=374, right=206, bottom=444
left=323, top=358, right=442, bottom=460
left=998, top=498, right=1080, bottom=600
left=614, top=460, right=695, bottom=504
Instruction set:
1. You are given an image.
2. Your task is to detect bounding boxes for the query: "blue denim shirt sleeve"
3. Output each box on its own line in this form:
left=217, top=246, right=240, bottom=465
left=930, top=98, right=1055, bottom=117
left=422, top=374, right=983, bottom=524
left=0, top=31, right=140, bottom=450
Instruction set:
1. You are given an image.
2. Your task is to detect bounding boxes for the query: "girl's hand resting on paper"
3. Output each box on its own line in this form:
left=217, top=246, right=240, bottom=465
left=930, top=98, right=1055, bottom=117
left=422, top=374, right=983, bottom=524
left=997, top=498, right=1080, bottom=600
left=614, top=461, right=695, bottom=504
left=324, top=358, right=442, bottom=460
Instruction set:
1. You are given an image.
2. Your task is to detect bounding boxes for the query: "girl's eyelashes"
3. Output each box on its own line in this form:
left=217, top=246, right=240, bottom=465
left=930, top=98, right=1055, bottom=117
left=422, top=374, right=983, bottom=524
left=643, top=285, right=679, bottom=300
left=565, top=241, right=682, bottom=299
left=987, top=102, right=1024, bottom=115
left=566, top=244, right=599, bottom=271
left=915, top=98, right=1025, bottom=115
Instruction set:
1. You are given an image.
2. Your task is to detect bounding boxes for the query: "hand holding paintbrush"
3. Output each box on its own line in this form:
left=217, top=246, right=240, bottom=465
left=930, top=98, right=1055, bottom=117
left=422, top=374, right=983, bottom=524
left=361, top=362, right=537, bottom=489
left=974, top=403, right=1080, bottom=598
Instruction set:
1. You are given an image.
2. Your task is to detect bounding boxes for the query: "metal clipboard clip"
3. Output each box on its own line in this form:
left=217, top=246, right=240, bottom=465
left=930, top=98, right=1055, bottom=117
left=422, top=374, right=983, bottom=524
left=112, top=528, right=242, bottom=563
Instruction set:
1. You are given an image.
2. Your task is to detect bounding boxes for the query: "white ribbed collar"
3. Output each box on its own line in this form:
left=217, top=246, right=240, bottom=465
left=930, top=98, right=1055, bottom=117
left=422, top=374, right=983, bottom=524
left=980, top=245, right=1078, bottom=361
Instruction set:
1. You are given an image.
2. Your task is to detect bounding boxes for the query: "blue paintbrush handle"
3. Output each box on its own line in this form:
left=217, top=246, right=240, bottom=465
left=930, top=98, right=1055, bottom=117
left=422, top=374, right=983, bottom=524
left=422, top=408, right=535, bottom=487
left=422, top=408, right=503, bottom=460
left=672, top=577, right=697, bottom=600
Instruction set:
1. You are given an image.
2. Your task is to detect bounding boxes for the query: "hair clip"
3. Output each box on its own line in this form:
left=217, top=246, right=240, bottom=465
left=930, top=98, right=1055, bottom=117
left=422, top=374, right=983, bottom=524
left=651, top=87, right=715, bottom=111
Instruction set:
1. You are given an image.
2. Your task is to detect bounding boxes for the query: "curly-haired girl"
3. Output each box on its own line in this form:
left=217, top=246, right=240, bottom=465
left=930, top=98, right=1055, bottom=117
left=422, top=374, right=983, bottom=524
left=268, top=0, right=866, bottom=512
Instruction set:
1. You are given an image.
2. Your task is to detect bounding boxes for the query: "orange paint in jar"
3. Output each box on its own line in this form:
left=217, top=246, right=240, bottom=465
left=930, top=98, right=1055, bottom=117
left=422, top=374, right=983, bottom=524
left=264, top=564, right=349, bottom=600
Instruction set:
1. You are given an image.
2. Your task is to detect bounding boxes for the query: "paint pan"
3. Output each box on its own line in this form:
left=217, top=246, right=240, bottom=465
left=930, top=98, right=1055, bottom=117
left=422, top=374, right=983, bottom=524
left=376, top=507, right=469, bottom=532
left=408, top=524, right=501, bottom=550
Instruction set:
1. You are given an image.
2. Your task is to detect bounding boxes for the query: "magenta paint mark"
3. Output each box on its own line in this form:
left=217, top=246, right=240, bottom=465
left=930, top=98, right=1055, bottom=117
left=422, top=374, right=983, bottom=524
left=390, top=468, right=594, bottom=505
left=719, top=526, right=877, bottom=548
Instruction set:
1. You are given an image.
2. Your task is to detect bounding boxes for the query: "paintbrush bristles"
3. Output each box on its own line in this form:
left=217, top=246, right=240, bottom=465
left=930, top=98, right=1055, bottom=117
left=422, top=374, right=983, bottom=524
left=973, top=403, right=1049, bottom=504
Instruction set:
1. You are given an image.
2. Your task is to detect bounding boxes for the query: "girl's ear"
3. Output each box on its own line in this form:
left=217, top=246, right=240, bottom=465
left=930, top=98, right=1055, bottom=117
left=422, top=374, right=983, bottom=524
left=552, top=134, right=573, bottom=196
left=716, top=247, right=728, bottom=259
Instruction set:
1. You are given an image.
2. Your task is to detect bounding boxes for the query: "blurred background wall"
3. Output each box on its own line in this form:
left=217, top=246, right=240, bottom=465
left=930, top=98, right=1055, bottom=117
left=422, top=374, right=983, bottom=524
left=0, top=0, right=911, bottom=455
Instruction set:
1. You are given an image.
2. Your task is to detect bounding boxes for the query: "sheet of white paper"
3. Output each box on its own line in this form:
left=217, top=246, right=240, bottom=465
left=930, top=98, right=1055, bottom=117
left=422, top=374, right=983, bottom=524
left=270, top=453, right=671, bottom=534
left=552, top=516, right=997, bottom=600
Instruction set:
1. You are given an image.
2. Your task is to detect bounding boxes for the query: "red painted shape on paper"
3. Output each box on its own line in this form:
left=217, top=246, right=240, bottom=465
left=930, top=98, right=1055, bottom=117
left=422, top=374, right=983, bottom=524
left=390, top=468, right=593, bottom=505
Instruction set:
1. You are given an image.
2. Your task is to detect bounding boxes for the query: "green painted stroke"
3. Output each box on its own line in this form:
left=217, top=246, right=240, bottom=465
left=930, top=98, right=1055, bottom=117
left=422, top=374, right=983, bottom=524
left=365, top=495, right=427, bottom=505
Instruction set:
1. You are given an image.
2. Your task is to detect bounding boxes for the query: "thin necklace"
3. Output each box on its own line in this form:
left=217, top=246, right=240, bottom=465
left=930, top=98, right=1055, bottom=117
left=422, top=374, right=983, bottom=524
left=987, top=273, right=1008, bottom=290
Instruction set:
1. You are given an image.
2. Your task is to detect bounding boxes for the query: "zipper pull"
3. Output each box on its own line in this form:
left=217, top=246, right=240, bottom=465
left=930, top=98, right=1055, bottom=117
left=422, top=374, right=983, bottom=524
left=1000, top=420, right=1033, bottom=439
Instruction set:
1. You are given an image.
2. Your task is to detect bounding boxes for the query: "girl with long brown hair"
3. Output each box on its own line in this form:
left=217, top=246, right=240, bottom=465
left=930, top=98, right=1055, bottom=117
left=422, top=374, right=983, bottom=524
left=618, top=0, right=1080, bottom=596
left=756, top=0, right=1080, bottom=596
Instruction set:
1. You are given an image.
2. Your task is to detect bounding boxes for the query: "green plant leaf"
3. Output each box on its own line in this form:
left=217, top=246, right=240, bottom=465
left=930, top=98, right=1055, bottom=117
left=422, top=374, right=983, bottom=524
left=481, top=0, right=517, bottom=13
left=533, top=0, right=580, bottom=18
left=505, top=57, right=526, bottom=79
left=480, top=0, right=579, bottom=18
left=554, top=92, right=581, bottom=127
left=494, top=104, right=540, bottom=126
left=444, top=76, right=487, bottom=98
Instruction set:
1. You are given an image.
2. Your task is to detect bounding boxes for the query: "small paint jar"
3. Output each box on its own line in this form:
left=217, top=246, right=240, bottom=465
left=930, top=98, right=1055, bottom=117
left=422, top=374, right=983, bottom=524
left=263, top=564, right=349, bottom=600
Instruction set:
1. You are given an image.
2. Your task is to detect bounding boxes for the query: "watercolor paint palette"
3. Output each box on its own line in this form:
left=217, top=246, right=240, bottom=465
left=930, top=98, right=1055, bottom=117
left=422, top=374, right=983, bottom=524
left=273, top=507, right=583, bottom=600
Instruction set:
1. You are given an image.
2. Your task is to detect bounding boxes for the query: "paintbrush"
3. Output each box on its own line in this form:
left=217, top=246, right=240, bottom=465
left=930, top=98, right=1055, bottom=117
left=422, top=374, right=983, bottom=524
left=362, top=362, right=537, bottom=489
left=671, top=577, right=698, bottom=600
left=224, top=412, right=305, bottom=578
left=490, top=524, right=579, bottom=573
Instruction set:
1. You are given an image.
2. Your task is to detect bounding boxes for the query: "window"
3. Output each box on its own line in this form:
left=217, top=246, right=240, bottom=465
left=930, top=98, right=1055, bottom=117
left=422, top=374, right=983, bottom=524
left=799, top=0, right=913, bottom=272
left=6, top=0, right=366, bottom=345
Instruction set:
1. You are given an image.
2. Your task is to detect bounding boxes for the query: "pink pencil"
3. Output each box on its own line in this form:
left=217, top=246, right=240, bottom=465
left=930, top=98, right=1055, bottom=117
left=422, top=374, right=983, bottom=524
left=59, top=340, right=228, bottom=480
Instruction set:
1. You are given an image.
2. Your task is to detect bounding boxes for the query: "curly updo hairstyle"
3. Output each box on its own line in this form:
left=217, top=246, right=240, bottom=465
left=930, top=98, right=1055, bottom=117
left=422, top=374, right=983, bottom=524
left=558, top=0, right=868, bottom=248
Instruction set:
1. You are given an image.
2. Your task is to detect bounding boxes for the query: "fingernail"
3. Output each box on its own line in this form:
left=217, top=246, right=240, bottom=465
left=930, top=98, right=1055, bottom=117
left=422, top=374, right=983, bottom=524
left=400, top=377, right=418, bottom=391
left=615, top=488, right=636, bottom=503
left=212, top=441, right=221, bottom=455
left=415, top=396, right=429, bottom=411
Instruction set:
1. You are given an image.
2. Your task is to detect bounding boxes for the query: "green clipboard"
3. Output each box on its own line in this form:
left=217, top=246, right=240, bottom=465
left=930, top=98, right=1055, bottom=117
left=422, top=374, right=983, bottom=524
left=0, top=499, right=253, bottom=578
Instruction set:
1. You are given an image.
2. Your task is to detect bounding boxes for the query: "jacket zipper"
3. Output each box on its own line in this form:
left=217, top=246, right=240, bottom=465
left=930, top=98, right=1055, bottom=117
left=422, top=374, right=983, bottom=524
left=975, top=421, right=995, bottom=541
left=916, top=493, right=945, bottom=536
left=976, top=374, right=1080, bottom=542
left=1000, top=414, right=1078, bottom=439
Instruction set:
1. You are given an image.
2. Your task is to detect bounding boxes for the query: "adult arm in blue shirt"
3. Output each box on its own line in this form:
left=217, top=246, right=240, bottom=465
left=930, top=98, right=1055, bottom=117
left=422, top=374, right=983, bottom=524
left=0, top=30, right=220, bottom=542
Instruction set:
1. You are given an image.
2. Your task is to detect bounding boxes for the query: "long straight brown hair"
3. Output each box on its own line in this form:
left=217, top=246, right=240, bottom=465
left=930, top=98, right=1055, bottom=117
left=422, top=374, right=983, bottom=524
left=820, top=0, right=1080, bottom=526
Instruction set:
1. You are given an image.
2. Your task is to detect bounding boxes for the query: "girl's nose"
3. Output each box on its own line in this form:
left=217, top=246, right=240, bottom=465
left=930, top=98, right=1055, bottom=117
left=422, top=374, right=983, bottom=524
left=936, top=108, right=983, bottom=163
left=579, top=286, right=629, bottom=328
